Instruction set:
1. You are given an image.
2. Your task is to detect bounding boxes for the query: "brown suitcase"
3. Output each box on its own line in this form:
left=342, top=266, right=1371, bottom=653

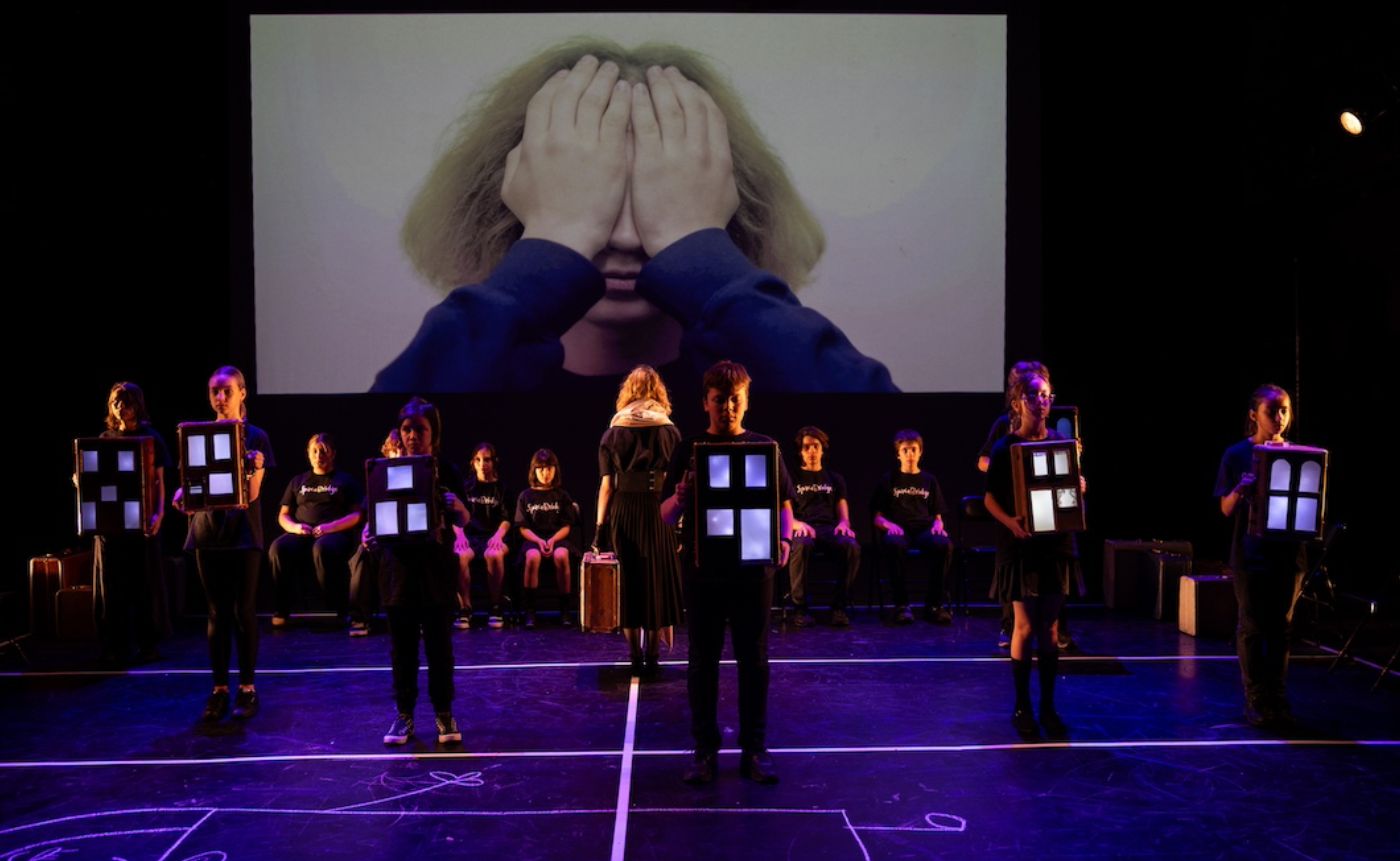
left=29, top=550, right=92, bottom=638
left=1102, top=539, right=1192, bottom=612
left=55, top=586, right=96, bottom=640
left=580, top=552, right=621, bottom=633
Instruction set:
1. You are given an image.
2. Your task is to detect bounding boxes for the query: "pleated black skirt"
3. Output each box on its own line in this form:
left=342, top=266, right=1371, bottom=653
left=611, top=489, right=684, bottom=630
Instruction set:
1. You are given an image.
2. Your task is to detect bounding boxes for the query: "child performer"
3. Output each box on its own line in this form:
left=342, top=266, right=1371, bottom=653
left=515, top=449, right=580, bottom=628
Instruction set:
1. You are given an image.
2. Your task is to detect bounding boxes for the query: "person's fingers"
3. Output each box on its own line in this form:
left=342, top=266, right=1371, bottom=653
left=632, top=80, right=660, bottom=155
left=525, top=68, right=567, bottom=138
left=666, top=67, right=706, bottom=152
left=551, top=54, right=601, bottom=131
left=695, top=86, right=732, bottom=165
left=576, top=59, right=620, bottom=135
left=599, top=79, right=631, bottom=149
left=646, top=65, right=685, bottom=144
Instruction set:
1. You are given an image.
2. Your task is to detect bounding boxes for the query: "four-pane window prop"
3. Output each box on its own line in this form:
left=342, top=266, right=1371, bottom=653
left=1010, top=438, right=1086, bottom=534
left=693, top=441, right=780, bottom=567
left=1248, top=444, right=1327, bottom=541
left=176, top=420, right=249, bottom=512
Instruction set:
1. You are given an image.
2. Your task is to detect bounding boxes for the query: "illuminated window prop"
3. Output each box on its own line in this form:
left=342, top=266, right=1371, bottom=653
left=365, top=454, right=440, bottom=543
left=693, top=441, right=781, bottom=567
left=1249, top=445, right=1327, bottom=541
left=73, top=436, right=158, bottom=536
left=177, top=420, right=248, bottom=513
left=1010, top=438, right=1086, bottom=534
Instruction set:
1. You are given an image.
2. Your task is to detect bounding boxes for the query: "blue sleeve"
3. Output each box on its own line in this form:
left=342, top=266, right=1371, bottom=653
left=371, top=240, right=605, bottom=392
left=636, top=229, right=899, bottom=393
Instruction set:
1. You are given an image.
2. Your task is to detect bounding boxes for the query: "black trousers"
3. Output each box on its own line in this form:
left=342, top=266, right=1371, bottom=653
left=348, top=544, right=379, bottom=621
left=686, top=573, right=773, bottom=754
left=268, top=530, right=358, bottom=616
left=881, top=531, right=953, bottom=608
left=94, top=534, right=162, bottom=660
left=1234, top=546, right=1305, bottom=707
left=386, top=604, right=455, bottom=714
left=787, top=528, right=860, bottom=609
left=194, top=549, right=260, bottom=686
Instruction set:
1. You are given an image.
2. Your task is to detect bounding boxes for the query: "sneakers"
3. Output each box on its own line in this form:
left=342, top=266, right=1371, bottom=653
left=924, top=606, right=953, bottom=625
left=384, top=712, right=414, bottom=745
left=201, top=689, right=230, bottom=722
left=232, top=688, right=259, bottom=720
left=829, top=608, right=851, bottom=627
left=435, top=712, right=462, bottom=744
left=997, top=625, right=1012, bottom=649
left=560, top=609, right=576, bottom=628
left=791, top=606, right=815, bottom=628
left=895, top=605, right=915, bottom=625
left=1056, top=630, right=1073, bottom=650
left=454, top=611, right=472, bottom=630
left=488, top=607, right=505, bottom=629
left=270, top=614, right=288, bottom=629
left=348, top=619, right=370, bottom=637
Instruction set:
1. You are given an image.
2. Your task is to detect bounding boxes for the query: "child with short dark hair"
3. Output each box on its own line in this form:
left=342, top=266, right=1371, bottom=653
left=871, top=429, right=953, bottom=625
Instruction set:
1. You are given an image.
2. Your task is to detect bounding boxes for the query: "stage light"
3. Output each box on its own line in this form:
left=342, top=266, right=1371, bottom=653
left=1340, top=111, right=1363, bottom=135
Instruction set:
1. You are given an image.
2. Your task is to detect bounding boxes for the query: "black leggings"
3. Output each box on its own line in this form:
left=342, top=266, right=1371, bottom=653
left=195, top=549, right=261, bottom=686
left=386, top=604, right=455, bottom=714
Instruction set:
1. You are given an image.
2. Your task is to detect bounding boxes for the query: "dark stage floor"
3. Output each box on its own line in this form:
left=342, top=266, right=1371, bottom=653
left=3, top=608, right=1397, bottom=860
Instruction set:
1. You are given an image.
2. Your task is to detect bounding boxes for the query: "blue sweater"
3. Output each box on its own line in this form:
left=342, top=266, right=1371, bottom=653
left=371, top=229, right=897, bottom=393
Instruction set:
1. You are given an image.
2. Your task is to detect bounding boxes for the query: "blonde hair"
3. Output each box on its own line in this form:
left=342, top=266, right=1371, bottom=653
left=402, top=37, right=825, bottom=291
left=615, top=364, right=672, bottom=413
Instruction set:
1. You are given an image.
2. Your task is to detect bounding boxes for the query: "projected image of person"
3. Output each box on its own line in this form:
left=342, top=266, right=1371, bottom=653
left=1215, top=384, right=1306, bottom=730
left=371, top=40, right=897, bottom=394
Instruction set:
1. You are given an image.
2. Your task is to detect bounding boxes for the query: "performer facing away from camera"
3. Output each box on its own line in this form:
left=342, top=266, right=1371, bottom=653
left=596, top=365, right=685, bottom=677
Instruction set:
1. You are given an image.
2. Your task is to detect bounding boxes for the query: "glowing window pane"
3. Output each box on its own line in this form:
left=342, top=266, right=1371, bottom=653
left=1056, top=487, right=1078, bottom=509
left=117, top=451, right=136, bottom=472
left=1294, top=498, right=1318, bottom=533
left=1053, top=450, right=1069, bottom=475
left=213, top=433, right=232, bottom=461
left=189, top=485, right=204, bottom=497
left=187, top=435, right=206, bottom=468
left=706, top=508, right=734, bottom=537
left=708, top=455, right=730, bottom=489
left=745, top=455, right=768, bottom=488
left=100, top=485, right=117, bottom=502
left=741, top=508, right=772, bottom=561
left=1299, top=461, right=1322, bottom=494
left=375, top=501, right=400, bottom=535
left=1270, top=459, right=1292, bottom=492
left=1032, top=451, right=1048, bottom=477
left=124, top=501, right=142, bottom=530
left=406, top=503, right=429, bottom=532
left=81, top=450, right=99, bottom=472
left=81, top=502, right=98, bottom=531
left=1267, top=495, right=1290, bottom=530
left=387, top=464, right=415, bottom=491
left=1030, top=489, right=1055, bottom=532
left=208, top=473, right=235, bottom=496
left=1054, top=417, right=1074, bottom=439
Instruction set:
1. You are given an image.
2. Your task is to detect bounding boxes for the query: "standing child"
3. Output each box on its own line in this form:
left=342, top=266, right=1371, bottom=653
left=1215, top=384, right=1306, bottom=728
left=983, top=372, right=1080, bottom=738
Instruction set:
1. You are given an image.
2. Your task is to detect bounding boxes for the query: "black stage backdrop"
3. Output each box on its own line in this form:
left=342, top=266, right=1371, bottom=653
left=15, top=3, right=1392, bottom=608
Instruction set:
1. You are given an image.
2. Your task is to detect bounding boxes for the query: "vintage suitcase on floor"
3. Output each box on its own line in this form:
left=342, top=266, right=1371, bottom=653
left=29, top=550, right=92, bottom=638
left=1179, top=573, right=1238, bottom=638
left=55, top=586, right=96, bottom=640
left=1150, top=553, right=1192, bottom=621
left=1102, top=539, right=1192, bottom=614
left=580, top=552, right=621, bottom=633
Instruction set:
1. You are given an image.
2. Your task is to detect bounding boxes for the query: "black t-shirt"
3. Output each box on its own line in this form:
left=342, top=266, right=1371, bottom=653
left=792, top=467, right=847, bottom=528
left=183, top=423, right=276, bottom=551
left=985, top=431, right=1075, bottom=563
left=1214, top=438, right=1307, bottom=574
left=280, top=469, right=363, bottom=527
left=100, top=422, right=174, bottom=472
left=515, top=487, right=579, bottom=540
left=462, top=477, right=510, bottom=539
left=667, top=429, right=796, bottom=575
left=871, top=469, right=949, bottom=533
